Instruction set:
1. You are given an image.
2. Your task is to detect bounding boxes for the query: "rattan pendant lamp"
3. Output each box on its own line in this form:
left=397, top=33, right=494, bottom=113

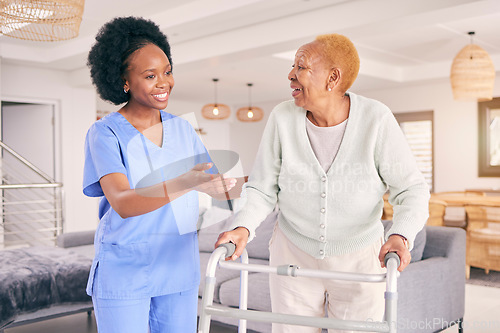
left=450, top=31, right=495, bottom=101
left=237, top=83, right=264, bottom=122
left=0, top=0, right=85, bottom=41
left=201, top=78, right=231, bottom=120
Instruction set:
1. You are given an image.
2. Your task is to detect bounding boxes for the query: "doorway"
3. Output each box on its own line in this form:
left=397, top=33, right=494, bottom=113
left=0, top=100, right=61, bottom=247
left=1, top=101, right=56, bottom=179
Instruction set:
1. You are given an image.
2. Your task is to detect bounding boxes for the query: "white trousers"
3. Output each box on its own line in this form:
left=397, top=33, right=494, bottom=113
left=269, top=225, right=386, bottom=333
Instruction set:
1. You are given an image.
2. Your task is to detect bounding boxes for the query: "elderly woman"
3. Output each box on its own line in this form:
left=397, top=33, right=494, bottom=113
left=216, top=33, right=429, bottom=332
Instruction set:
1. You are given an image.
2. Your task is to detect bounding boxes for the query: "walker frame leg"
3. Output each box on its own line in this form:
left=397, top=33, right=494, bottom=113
left=200, top=246, right=400, bottom=333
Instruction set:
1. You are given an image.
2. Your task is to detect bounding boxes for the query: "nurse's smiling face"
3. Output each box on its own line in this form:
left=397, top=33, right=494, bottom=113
left=123, top=43, right=174, bottom=112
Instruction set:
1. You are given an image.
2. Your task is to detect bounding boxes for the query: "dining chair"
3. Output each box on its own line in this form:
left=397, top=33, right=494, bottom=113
left=381, top=193, right=393, bottom=220
left=464, top=202, right=500, bottom=279
left=433, top=191, right=486, bottom=228
left=427, top=199, right=447, bottom=226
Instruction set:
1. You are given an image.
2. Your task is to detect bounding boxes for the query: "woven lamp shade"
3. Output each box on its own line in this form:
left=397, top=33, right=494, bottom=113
left=450, top=44, right=495, bottom=101
left=201, top=103, right=231, bottom=120
left=0, top=0, right=85, bottom=41
left=236, top=106, right=264, bottom=122
left=237, top=83, right=263, bottom=122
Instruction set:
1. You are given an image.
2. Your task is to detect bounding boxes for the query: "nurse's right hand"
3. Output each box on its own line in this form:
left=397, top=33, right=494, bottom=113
left=214, top=227, right=249, bottom=261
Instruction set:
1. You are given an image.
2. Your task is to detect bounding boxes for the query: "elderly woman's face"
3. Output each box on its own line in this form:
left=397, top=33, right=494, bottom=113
left=288, top=41, right=331, bottom=110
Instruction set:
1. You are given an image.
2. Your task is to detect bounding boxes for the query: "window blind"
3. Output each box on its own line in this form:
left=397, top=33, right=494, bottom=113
left=395, top=111, right=434, bottom=192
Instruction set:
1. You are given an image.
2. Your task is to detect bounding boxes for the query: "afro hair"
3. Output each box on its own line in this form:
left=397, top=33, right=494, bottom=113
left=315, top=34, right=360, bottom=93
left=87, top=16, right=172, bottom=105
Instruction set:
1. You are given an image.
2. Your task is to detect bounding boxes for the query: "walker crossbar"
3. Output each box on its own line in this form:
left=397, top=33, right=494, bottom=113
left=198, top=244, right=400, bottom=333
left=218, top=261, right=391, bottom=282
left=204, top=304, right=392, bottom=332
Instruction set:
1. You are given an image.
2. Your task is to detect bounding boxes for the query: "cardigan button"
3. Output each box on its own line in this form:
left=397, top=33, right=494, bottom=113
left=320, top=224, right=325, bottom=229
left=321, top=176, right=327, bottom=182
left=321, top=192, right=326, bottom=198
left=320, top=208, right=326, bottom=213
left=319, top=235, right=325, bottom=242
left=319, top=250, right=324, bottom=255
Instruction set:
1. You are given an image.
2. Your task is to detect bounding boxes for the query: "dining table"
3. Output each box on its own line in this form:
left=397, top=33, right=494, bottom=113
left=431, top=193, right=500, bottom=207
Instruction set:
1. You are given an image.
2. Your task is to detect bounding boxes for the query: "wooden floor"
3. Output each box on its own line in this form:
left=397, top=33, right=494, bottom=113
left=5, top=284, right=500, bottom=333
left=4, top=312, right=239, bottom=333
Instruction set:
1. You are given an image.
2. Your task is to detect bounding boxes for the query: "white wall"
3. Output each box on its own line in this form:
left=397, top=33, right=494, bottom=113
left=2, top=60, right=498, bottom=234
left=170, top=99, right=232, bottom=153
left=165, top=97, right=273, bottom=176
left=1, top=63, right=98, bottom=233
left=360, top=76, right=500, bottom=192
left=228, top=102, right=273, bottom=175
left=165, top=97, right=275, bottom=177
left=2, top=104, right=55, bottom=178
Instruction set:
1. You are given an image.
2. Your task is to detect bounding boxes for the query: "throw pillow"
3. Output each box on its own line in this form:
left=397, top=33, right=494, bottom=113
left=245, top=209, right=279, bottom=260
left=197, top=207, right=236, bottom=252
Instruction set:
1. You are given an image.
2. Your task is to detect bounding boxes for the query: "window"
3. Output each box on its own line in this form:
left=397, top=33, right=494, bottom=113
left=478, top=97, right=500, bottom=177
left=394, top=111, right=434, bottom=192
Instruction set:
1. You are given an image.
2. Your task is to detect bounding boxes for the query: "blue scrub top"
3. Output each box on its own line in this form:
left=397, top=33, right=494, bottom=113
left=83, top=111, right=214, bottom=299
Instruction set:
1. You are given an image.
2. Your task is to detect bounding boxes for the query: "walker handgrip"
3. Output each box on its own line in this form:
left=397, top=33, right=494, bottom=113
left=219, top=242, right=236, bottom=257
left=384, top=252, right=401, bottom=268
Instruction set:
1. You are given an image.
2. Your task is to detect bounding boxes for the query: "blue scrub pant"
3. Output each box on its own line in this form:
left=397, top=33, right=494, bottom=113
left=92, top=269, right=197, bottom=333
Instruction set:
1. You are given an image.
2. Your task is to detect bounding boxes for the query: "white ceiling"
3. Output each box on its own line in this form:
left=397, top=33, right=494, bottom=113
left=1, top=0, right=500, bottom=106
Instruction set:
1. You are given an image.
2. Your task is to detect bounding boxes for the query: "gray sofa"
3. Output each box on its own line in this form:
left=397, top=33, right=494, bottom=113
left=197, top=207, right=466, bottom=333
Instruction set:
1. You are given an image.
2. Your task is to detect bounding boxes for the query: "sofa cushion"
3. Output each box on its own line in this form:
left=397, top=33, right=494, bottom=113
left=56, top=231, right=95, bottom=259
left=198, top=208, right=278, bottom=258
left=197, top=206, right=236, bottom=252
left=198, top=252, right=269, bottom=302
left=382, top=220, right=426, bottom=262
left=57, top=230, right=95, bottom=248
left=219, top=272, right=271, bottom=312
left=409, top=226, right=426, bottom=262
left=0, top=246, right=92, bottom=328
left=198, top=252, right=240, bottom=303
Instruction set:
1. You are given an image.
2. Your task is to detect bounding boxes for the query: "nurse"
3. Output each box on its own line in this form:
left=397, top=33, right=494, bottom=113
left=83, top=16, right=236, bottom=333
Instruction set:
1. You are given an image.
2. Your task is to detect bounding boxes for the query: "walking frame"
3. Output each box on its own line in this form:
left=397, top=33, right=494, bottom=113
left=198, top=243, right=401, bottom=333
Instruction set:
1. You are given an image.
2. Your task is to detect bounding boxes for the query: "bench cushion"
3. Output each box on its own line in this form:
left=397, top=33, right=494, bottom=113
left=0, top=246, right=92, bottom=328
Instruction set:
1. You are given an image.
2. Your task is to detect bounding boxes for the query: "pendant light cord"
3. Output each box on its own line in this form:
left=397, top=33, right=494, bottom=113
left=213, top=78, right=219, bottom=106
left=468, top=31, right=475, bottom=60
left=247, top=83, right=253, bottom=109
